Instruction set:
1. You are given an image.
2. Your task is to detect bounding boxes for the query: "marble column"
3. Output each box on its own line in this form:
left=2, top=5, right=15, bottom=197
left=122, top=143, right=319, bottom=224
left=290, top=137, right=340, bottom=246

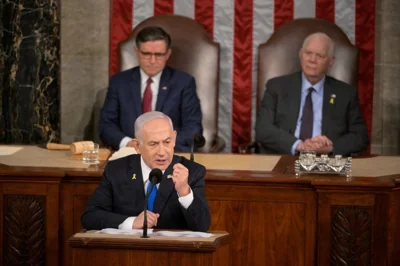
left=60, top=0, right=110, bottom=144
left=372, top=0, right=400, bottom=155
left=0, top=0, right=60, bottom=144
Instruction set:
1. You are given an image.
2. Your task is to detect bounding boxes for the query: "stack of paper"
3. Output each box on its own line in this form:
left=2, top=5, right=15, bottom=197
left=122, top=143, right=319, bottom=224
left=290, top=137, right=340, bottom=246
left=96, top=228, right=213, bottom=238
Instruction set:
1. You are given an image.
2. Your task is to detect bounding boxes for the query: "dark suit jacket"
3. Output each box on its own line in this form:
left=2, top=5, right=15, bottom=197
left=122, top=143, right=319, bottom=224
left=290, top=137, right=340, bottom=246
left=100, top=66, right=202, bottom=152
left=81, top=154, right=211, bottom=232
left=255, top=72, right=369, bottom=155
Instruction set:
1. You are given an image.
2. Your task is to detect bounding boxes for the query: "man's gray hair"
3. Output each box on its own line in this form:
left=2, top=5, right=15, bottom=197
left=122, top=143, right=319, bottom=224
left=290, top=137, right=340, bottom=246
left=302, top=32, right=335, bottom=57
left=134, top=111, right=174, bottom=142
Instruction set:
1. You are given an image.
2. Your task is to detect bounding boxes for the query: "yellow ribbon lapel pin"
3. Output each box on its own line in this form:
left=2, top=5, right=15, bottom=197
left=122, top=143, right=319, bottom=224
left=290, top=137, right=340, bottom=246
left=132, top=174, right=136, bottom=180
left=330, top=94, right=336, bottom=104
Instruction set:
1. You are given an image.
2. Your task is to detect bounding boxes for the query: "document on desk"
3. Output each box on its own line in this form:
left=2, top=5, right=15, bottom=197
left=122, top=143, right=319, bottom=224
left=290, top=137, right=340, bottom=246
left=96, top=228, right=213, bottom=238
left=152, top=230, right=214, bottom=238
left=108, top=147, right=137, bottom=161
left=0, top=146, right=23, bottom=156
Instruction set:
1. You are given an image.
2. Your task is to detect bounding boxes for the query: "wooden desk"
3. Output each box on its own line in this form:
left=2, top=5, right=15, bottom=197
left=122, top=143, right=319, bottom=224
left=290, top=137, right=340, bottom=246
left=0, top=149, right=399, bottom=266
left=68, top=231, right=230, bottom=266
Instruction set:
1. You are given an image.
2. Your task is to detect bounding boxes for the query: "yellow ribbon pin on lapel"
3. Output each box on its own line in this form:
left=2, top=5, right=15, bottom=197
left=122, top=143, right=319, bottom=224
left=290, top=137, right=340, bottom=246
left=330, top=94, right=336, bottom=104
left=132, top=174, right=136, bottom=180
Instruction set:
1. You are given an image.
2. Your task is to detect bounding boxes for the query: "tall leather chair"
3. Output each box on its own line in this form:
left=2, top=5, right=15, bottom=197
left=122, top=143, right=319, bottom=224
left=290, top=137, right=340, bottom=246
left=257, top=18, right=359, bottom=110
left=119, top=14, right=224, bottom=153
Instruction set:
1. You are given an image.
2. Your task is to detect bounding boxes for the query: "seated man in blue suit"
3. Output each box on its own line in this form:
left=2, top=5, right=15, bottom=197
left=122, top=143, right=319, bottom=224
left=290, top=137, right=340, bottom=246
left=100, top=26, right=202, bottom=152
left=82, top=111, right=210, bottom=232
left=255, top=32, right=369, bottom=155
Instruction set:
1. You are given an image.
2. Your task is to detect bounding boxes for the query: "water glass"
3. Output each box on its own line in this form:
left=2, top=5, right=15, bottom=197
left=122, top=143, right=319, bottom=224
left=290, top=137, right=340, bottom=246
left=82, top=143, right=100, bottom=164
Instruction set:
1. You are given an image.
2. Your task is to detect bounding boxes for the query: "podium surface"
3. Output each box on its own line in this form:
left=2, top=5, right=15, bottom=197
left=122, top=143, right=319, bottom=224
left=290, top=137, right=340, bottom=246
left=68, top=231, right=230, bottom=266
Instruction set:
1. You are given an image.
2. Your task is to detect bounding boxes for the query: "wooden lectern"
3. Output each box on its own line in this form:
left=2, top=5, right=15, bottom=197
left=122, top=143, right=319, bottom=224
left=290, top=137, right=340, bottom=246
left=68, top=231, right=230, bottom=266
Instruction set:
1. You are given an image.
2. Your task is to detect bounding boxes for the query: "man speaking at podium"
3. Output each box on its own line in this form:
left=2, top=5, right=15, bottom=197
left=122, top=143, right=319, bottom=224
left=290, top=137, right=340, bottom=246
left=82, top=111, right=210, bottom=232
left=99, top=26, right=202, bottom=152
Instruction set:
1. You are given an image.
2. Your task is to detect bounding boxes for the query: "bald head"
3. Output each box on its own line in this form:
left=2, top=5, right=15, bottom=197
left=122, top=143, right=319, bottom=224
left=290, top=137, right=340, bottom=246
left=302, top=32, right=335, bottom=57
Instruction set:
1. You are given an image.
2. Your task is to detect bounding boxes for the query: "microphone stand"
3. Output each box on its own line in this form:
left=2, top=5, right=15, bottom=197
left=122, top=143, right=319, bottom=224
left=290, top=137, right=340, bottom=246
left=141, top=180, right=156, bottom=238
left=190, top=137, right=195, bottom=161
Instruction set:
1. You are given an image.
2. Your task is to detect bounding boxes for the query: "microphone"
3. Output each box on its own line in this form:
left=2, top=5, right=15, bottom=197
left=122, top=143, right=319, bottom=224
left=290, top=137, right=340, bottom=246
left=190, top=133, right=206, bottom=161
left=141, top=168, right=163, bottom=238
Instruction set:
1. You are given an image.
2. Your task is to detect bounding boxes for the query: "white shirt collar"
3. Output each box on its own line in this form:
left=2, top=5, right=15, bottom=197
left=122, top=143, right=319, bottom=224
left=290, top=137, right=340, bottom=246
left=140, top=69, right=162, bottom=87
left=140, top=156, right=152, bottom=185
left=140, top=156, right=165, bottom=191
left=301, top=72, right=325, bottom=95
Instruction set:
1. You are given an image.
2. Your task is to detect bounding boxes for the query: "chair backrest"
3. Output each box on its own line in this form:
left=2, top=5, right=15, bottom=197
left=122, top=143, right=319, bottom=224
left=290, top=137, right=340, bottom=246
left=257, top=18, right=359, bottom=110
left=119, top=14, right=220, bottom=152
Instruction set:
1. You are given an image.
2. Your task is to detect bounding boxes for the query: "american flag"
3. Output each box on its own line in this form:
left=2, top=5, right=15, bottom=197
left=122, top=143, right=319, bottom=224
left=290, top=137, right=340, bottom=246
left=110, top=0, right=375, bottom=152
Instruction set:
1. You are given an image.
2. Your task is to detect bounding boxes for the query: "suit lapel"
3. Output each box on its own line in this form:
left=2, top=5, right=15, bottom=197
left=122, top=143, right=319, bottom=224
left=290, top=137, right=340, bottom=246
left=153, top=156, right=181, bottom=214
left=322, top=77, right=335, bottom=135
left=155, top=67, right=172, bottom=111
left=287, top=73, right=302, bottom=133
left=129, top=68, right=142, bottom=117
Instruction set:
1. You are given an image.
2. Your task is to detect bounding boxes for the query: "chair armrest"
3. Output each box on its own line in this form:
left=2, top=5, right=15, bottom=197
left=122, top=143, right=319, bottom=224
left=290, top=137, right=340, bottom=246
left=210, top=136, right=226, bottom=153
left=238, top=141, right=261, bottom=154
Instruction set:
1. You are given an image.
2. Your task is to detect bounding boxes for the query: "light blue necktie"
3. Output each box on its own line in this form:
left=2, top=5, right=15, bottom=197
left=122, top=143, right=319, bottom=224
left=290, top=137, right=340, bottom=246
left=146, top=183, right=158, bottom=211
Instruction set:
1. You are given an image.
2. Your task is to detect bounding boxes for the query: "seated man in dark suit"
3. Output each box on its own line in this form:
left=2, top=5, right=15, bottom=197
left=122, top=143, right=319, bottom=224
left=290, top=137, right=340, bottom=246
left=100, top=26, right=202, bottom=152
left=255, top=32, right=369, bottom=155
left=82, top=111, right=210, bottom=232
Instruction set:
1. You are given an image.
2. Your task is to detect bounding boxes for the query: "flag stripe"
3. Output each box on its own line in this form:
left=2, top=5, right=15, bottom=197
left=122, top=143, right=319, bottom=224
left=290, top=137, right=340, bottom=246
left=295, top=0, right=315, bottom=18
left=232, top=0, right=254, bottom=151
left=195, top=0, right=214, bottom=38
left=174, top=0, right=194, bottom=18
left=133, top=0, right=154, bottom=27
left=316, top=0, right=335, bottom=21
left=335, top=0, right=355, bottom=44
left=252, top=0, right=274, bottom=141
left=110, top=0, right=133, bottom=76
left=155, top=0, right=174, bottom=15
left=274, top=0, right=294, bottom=30
left=214, top=0, right=234, bottom=151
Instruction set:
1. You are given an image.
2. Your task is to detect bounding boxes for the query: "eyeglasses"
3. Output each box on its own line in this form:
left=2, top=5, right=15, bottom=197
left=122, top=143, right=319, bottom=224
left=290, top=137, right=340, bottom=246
left=139, top=50, right=168, bottom=60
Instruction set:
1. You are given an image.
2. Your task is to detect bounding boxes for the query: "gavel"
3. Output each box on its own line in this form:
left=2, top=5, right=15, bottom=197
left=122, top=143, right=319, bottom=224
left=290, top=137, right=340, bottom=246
left=46, top=141, right=95, bottom=155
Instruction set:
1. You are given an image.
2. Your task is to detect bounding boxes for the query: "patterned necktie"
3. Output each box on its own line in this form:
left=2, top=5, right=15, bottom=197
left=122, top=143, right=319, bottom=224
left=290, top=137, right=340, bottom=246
left=146, top=182, right=158, bottom=212
left=299, top=87, right=314, bottom=141
left=142, top=78, right=153, bottom=113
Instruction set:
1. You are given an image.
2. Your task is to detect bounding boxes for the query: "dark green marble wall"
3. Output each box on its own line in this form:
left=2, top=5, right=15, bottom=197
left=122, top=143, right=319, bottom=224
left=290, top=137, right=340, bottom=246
left=0, top=0, right=60, bottom=144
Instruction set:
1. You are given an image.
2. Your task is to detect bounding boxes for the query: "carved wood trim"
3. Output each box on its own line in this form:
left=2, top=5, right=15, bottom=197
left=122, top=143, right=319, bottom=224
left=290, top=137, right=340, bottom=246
left=331, top=206, right=372, bottom=266
left=3, top=195, right=46, bottom=265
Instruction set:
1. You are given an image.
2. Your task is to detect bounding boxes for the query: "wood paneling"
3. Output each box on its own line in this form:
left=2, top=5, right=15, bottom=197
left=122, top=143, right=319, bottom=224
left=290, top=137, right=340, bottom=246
left=0, top=182, right=59, bottom=266
left=3, top=195, right=45, bottom=265
left=207, top=182, right=316, bottom=266
left=61, top=182, right=98, bottom=266
left=68, top=232, right=230, bottom=266
left=388, top=189, right=400, bottom=266
left=317, top=191, right=391, bottom=266
left=330, top=206, right=372, bottom=266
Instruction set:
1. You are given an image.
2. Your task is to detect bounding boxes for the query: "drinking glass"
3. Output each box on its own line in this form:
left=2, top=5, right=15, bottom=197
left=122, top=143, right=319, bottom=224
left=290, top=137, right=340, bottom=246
left=82, top=143, right=99, bottom=164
